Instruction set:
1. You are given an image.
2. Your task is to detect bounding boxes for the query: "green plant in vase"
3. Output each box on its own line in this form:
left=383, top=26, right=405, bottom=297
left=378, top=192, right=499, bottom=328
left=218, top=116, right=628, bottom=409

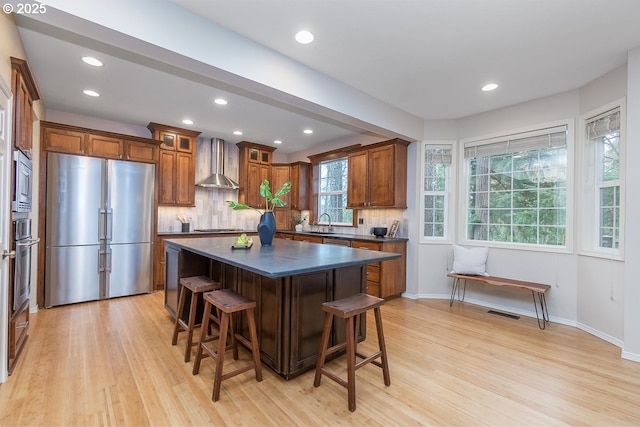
left=227, top=179, right=291, bottom=246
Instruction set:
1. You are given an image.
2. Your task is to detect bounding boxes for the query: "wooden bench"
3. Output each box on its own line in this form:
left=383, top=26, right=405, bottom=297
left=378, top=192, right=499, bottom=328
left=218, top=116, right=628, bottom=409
left=447, top=273, right=550, bottom=329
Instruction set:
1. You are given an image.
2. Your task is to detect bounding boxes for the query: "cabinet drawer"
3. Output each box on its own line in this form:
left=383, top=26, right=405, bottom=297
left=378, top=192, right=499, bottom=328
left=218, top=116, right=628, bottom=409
left=9, top=302, right=29, bottom=358
left=367, top=265, right=380, bottom=282
left=352, top=240, right=382, bottom=251
left=367, top=281, right=380, bottom=297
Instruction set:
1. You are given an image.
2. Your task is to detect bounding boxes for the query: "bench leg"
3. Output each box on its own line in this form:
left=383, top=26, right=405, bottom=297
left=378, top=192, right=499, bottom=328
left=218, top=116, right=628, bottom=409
left=449, top=277, right=467, bottom=307
left=531, top=291, right=550, bottom=330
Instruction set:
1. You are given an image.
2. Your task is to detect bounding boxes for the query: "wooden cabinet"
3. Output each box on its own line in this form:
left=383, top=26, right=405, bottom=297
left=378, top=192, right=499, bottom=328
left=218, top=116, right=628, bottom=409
left=237, top=141, right=276, bottom=208
left=86, top=134, right=123, bottom=159
left=42, top=125, right=86, bottom=154
left=272, top=164, right=291, bottom=230
left=11, top=58, right=40, bottom=159
left=347, top=138, right=410, bottom=209
left=148, top=123, right=200, bottom=206
left=278, top=231, right=407, bottom=298
left=351, top=239, right=406, bottom=298
left=293, top=234, right=324, bottom=244
left=41, top=122, right=160, bottom=163
left=8, top=299, right=29, bottom=374
left=290, top=161, right=310, bottom=210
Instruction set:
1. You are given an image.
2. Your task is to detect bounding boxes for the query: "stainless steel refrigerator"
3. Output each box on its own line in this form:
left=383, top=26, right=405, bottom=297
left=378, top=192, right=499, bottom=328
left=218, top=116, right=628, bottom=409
left=45, top=152, right=155, bottom=307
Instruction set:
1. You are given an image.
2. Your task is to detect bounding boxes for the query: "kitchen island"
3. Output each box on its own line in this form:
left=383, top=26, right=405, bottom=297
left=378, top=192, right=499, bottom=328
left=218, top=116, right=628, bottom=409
left=164, top=236, right=400, bottom=379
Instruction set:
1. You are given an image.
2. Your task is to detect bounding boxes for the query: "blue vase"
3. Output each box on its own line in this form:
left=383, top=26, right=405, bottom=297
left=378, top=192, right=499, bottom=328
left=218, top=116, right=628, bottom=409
left=257, top=211, right=276, bottom=246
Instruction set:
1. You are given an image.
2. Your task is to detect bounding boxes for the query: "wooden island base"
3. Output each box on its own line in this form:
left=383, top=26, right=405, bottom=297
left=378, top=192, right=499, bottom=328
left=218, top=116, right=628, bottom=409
left=164, top=237, right=400, bottom=379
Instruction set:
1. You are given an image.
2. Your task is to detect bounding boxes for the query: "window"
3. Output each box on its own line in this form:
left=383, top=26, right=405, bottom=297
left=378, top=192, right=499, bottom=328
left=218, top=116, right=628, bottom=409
left=422, top=144, right=452, bottom=239
left=580, top=104, right=624, bottom=255
left=318, top=157, right=353, bottom=225
left=464, top=125, right=568, bottom=247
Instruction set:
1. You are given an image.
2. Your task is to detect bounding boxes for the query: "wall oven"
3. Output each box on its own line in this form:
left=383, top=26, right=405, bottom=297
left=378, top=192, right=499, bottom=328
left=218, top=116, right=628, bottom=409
left=12, top=150, right=33, bottom=213
left=12, top=218, right=39, bottom=311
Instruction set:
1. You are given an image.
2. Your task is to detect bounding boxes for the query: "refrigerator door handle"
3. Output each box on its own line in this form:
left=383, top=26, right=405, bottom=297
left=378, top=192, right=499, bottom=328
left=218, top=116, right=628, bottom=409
left=98, top=248, right=105, bottom=273
left=106, top=208, right=113, bottom=242
left=105, top=247, right=112, bottom=272
left=98, top=208, right=107, bottom=241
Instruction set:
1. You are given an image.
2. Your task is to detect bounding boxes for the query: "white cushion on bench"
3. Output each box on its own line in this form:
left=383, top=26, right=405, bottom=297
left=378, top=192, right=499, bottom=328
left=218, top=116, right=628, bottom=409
left=451, top=245, right=489, bottom=276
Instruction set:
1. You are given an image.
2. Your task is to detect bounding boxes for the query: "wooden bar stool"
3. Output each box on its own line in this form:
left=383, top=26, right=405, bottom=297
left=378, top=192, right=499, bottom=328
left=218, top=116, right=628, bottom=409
left=314, top=293, right=390, bottom=412
left=192, top=289, right=263, bottom=402
left=171, top=275, right=221, bottom=362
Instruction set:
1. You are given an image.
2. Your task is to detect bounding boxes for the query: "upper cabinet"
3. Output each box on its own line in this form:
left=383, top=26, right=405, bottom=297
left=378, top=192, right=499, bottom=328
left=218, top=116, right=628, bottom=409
left=41, top=122, right=159, bottom=163
left=347, top=138, right=410, bottom=209
left=289, top=161, right=310, bottom=211
left=237, top=141, right=276, bottom=209
left=11, top=58, right=41, bottom=159
left=147, top=123, right=201, bottom=206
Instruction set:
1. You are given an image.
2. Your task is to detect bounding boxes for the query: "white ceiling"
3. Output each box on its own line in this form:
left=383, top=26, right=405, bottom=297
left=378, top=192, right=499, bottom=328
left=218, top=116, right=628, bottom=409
left=14, top=0, right=640, bottom=154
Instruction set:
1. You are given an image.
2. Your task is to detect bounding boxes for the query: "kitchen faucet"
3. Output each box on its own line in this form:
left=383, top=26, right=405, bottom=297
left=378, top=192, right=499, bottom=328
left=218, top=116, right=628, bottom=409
left=318, top=212, right=332, bottom=232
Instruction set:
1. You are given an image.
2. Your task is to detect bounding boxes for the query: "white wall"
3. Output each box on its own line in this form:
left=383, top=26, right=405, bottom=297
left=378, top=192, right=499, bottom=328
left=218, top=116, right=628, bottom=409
left=412, top=65, right=639, bottom=354
left=623, top=47, right=640, bottom=361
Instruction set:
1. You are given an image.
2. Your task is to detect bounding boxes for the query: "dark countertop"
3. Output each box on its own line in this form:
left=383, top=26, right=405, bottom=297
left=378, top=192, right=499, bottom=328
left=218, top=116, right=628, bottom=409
left=164, top=236, right=400, bottom=279
left=276, top=230, right=408, bottom=243
left=158, top=229, right=252, bottom=237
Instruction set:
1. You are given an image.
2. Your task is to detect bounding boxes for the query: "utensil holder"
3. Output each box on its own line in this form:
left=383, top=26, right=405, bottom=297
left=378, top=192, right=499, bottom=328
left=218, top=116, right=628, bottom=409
left=182, top=223, right=190, bottom=232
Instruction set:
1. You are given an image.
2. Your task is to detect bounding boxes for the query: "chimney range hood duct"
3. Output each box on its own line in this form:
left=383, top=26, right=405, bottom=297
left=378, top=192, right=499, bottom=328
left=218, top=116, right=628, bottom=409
left=196, top=138, right=240, bottom=190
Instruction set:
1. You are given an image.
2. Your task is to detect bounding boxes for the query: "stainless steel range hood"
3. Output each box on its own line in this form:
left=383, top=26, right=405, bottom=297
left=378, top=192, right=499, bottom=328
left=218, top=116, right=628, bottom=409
left=196, top=138, right=240, bottom=190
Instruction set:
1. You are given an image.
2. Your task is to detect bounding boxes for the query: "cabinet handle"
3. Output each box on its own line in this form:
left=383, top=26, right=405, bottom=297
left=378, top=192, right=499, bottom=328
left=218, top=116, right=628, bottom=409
left=16, top=321, right=29, bottom=329
left=2, top=250, right=16, bottom=259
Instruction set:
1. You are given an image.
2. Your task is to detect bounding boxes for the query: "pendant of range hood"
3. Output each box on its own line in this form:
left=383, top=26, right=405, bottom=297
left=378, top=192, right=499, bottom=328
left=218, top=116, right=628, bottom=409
left=196, top=138, right=240, bottom=190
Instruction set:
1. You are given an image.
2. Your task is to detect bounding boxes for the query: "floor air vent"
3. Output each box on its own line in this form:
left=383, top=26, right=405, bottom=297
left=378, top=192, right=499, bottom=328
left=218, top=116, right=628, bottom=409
left=488, top=310, right=520, bottom=320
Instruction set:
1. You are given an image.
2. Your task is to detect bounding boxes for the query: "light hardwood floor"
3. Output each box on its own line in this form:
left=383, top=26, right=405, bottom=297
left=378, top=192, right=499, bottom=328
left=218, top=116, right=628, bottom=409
left=1, top=291, right=640, bottom=426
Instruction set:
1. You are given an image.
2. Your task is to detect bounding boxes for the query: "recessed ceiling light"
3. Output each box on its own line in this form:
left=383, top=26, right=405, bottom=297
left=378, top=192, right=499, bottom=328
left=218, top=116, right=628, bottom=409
left=82, top=56, right=103, bottom=67
left=482, top=83, right=499, bottom=92
left=233, top=130, right=243, bottom=135
left=182, top=119, right=194, bottom=125
left=295, top=30, right=314, bottom=44
left=214, top=98, right=228, bottom=105
left=83, top=89, right=100, bottom=97
left=303, top=129, right=313, bottom=134
left=274, top=140, right=283, bottom=145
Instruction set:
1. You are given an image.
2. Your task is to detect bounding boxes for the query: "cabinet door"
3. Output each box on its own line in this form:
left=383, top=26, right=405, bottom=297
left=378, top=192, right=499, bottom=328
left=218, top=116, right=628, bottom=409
left=290, top=162, right=310, bottom=210
left=42, top=126, right=86, bottom=155
left=176, top=134, right=194, bottom=153
left=86, top=134, right=123, bottom=159
left=158, top=150, right=176, bottom=204
left=347, top=151, right=368, bottom=207
left=368, top=145, right=395, bottom=207
left=159, top=131, right=176, bottom=150
left=175, top=151, right=195, bottom=205
left=247, top=163, right=270, bottom=208
left=125, top=140, right=158, bottom=163
left=13, top=73, right=31, bottom=156
left=272, top=164, right=291, bottom=208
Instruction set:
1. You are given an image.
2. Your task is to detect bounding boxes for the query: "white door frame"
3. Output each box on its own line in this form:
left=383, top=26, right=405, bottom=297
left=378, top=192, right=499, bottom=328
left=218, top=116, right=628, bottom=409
left=0, top=74, right=13, bottom=383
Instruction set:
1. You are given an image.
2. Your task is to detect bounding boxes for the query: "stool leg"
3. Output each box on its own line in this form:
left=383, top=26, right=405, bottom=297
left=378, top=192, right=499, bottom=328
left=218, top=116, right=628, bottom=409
left=171, top=285, right=188, bottom=345
left=184, top=290, right=199, bottom=362
left=212, top=312, right=230, bottom=402
left=374, top=307, right=391, bottom=386
left=314, top=312, right=333, bottom=387
left=230, top=312, right=239, bottom=361
left=246, top=307, right=263, bottom=382
left=346, top=315, right=357, bottom=412
left=192, top=300, right=212, bottom=375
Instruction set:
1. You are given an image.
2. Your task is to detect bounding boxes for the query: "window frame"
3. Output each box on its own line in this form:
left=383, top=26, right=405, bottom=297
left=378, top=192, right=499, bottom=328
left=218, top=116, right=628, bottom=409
left=577, top=99, right=625, bottom=260
left=458, top=119, right=574, bottom=253
left=420, top=141, right=455, bottom=243
left=317, top=156, right=353, bottom=227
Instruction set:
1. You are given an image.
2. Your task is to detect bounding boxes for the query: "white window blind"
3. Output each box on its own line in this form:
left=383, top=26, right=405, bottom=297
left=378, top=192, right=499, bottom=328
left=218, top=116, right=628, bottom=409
left=464, top=125, right=567, bottom=159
